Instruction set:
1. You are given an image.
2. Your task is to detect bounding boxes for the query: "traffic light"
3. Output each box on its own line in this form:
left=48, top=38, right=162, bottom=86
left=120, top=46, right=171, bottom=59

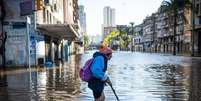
left=35, top=0, right=43, bottom=11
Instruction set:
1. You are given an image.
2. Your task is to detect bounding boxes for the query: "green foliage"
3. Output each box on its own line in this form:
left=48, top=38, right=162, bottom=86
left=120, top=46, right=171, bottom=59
left=162, top=0, right=191, bottom=12
left=103, top=30, right=119, bottom=45
left=161, top=0, right=191, bottom=55
left=103, top=26, right=132, bottom=49
left=118, top=27, right=131, bottom=49
left=83, top=34, right=89, bottom=49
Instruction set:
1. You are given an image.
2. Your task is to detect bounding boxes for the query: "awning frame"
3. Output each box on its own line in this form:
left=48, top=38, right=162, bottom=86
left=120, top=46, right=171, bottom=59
left=37, top=24, right=80, bottom=40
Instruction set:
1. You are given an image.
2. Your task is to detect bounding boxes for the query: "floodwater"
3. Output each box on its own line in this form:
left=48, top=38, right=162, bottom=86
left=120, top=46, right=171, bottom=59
left=0, top=54, right=81, bottom=101
left=76, top=51, right=201, bottom=101
left=1, top=51, right=201, bottom=101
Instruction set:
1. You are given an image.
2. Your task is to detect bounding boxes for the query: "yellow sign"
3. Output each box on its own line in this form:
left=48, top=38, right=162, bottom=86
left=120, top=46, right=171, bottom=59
left=35, top=0, right=43, bottom=11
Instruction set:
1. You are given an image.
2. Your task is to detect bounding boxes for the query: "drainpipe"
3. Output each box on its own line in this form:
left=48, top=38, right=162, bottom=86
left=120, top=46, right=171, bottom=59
left=191, top=0, right=195, bottom=56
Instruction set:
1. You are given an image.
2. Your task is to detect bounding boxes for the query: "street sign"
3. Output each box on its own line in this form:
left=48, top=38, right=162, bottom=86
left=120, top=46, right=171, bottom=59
left=20, top=0, right=34, bottom=16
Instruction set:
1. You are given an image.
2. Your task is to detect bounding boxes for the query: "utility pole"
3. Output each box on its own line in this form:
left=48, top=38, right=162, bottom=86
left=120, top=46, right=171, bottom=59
left=130, top=22, right=134, bottom=52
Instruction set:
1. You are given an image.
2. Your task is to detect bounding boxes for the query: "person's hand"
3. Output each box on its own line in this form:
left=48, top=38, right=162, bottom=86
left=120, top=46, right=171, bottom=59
left=105, top=77, right=112, bottom=86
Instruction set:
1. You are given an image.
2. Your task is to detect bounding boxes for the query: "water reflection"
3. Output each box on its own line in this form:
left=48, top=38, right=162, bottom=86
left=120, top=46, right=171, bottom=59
left=0, top=51, right=201, bottom=101
left=189, top=60, right=201, bottom=101
left=0, top=71, right=8, bottom=100
left=0, top=54, right=81, bottom=101
left=77, top=51, right=201, bottom=101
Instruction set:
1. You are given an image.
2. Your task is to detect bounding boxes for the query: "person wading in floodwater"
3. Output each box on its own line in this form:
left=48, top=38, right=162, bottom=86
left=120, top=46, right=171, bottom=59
left=88, top=46, right=113, bottom=101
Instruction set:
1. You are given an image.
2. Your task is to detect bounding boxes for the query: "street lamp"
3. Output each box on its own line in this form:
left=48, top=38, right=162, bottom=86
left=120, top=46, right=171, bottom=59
left=130, top=22, right=134, bottom=52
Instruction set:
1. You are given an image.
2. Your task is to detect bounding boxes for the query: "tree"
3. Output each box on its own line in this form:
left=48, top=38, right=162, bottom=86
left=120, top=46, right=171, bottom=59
left=162, top=0, right=191, bottom=55
left=117, top=26, right=132, bottom=50
left=103, top=30, right=119, bottom=46
left=83, top=34, right=89, bottom=50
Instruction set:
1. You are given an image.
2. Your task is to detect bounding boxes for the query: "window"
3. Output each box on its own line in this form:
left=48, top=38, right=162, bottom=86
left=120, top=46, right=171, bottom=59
left=47, top=10, right=49, bottom=24
left=54, top=4, right=57, bottom=11
left=50, top=14, right=52, bottom=24
left=196, top=4, right=199, bottom=14
left=44, top=0, right=49, bottom=5
left=199, top=18, right=201, bottom=24
left=43, top=7, right=46, bottom=23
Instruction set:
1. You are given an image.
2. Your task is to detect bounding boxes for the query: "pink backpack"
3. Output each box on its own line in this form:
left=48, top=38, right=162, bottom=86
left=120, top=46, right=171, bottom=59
left=79, top=58, right=93, bottom=82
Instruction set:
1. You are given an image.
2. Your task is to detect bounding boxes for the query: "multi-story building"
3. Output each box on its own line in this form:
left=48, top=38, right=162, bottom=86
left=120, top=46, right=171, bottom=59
left=133, top=24, right=143, bottom=51
left=79, top=5, right=86, bottom=37
left=182, top=7, right=191, bottom=54
left=142, top=14, right=156, bottom=52
left=103, top=6, right=115, bottom=27
left=155, top=7, right=172, bottom=53
left=0, top=0, right=80, bottom=67
left=102, top=26, right=116, bottom=38
left=154, top=5, right=191, bottom=55
left=102, top=6, right=116, bottom=38
left=176, top=7, right=191, bottom=54
left=191, top=0, right=201, bottom=56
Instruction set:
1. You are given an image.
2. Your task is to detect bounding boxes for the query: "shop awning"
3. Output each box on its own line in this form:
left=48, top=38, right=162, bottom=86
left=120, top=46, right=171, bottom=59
left=37, top=24, right=80, bottom=40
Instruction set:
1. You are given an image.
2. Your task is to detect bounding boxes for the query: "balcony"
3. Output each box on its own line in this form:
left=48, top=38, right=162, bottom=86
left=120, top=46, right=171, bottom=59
left=37, top=24, right=80, bottom=40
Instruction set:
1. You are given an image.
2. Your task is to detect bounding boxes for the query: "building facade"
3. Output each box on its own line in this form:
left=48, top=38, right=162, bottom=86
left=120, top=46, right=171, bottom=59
left=137, top=5, right=192, bottom=55
left=103, top=6, right=115, bottom=27
left=192, top=0, right=201, bottom=56
left=78, top=5, right=87, bottom=37
left=142, top=14, right=156, bottom=52
left=0, top=0, right=81, bottom=67
left=102, top=6, right=116, bottom=38
left=133, top=24, right=143, bottom=51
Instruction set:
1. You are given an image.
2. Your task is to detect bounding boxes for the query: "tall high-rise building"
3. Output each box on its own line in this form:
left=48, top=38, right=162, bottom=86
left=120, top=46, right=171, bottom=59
left=103, top=6, right=116, bottom=38
left=111, top=8, right=116, bottom=27
left=79, top=5, right=87, bottom=37
left=103, top=6, right=115, bottom=27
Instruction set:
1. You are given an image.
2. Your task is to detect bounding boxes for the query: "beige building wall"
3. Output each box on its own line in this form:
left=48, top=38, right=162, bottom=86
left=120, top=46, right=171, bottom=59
left=67, top=0, right=74, bottom=24
left=36, top=0, right=64, bottom=25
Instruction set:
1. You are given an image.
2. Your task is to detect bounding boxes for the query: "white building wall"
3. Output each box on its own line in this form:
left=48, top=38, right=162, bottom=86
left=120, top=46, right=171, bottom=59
left=36, top=0, right=64, bottom=24
left=103, top=7, right=110, bottom=27
left=103, top=6, right=116, bottom=36
left=111, top=8, right=116, bottom=27
left=2, top=0, right=31, bottom=66
left=67, top=0, right=74, bottom=24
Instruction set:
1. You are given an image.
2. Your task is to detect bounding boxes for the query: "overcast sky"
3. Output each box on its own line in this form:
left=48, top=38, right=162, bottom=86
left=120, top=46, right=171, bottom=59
left=78, top=0, right=164, bottom=35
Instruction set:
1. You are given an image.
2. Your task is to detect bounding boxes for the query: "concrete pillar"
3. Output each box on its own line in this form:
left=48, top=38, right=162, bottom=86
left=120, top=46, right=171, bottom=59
left=51, top=41, right=55, bottom=63
left=63, top=0, right=68, bottom=24
left=61, top=40, right=64, bottom=64
left=50, top=38, right=53, bottom=62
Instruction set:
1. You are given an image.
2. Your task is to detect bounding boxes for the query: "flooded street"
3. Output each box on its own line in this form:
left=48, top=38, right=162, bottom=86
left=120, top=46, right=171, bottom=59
left=76, top=51, right=201, bottom=101
left=1, top=51, right=201, bottom=101
left=0, top=54, right=81, bottom=101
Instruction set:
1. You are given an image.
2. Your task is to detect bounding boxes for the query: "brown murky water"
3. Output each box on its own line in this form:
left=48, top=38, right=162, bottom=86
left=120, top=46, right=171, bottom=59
left=0, top=54, right=81, bottom=101
left=1, top=51, right=201, bottom=101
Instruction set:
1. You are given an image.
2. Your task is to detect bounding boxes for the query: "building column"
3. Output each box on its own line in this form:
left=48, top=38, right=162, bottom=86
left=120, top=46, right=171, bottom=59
left=50, top=38, right=54, bottom=63
left=45, top=35, right=53, bottom=63
left=198, top=31, right=201, bottom=55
